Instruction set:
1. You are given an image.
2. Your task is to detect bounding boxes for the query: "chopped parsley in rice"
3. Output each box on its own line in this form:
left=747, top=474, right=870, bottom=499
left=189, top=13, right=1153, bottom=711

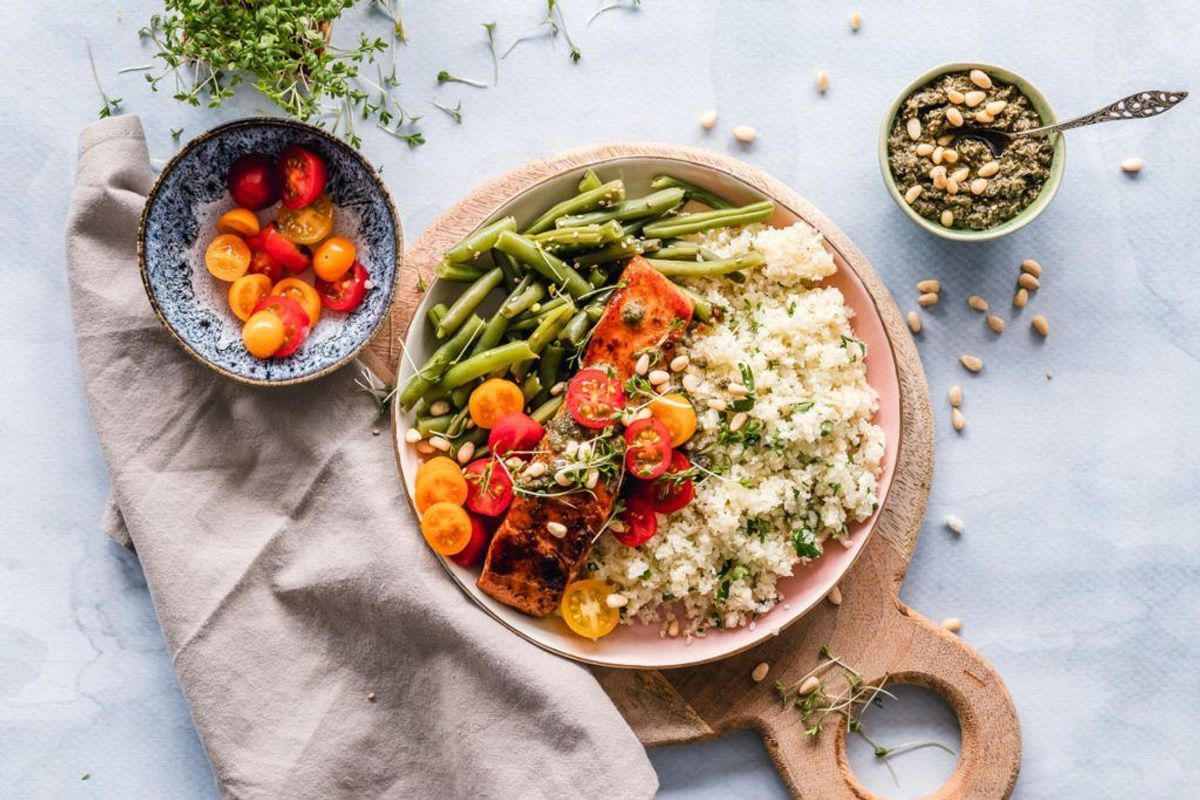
left=590, top=222, right=885, bottom=635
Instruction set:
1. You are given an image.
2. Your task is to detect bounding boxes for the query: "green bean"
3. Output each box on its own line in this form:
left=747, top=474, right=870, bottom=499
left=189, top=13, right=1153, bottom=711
left=444, top=216, right=517, bottom=263
left=439, top=342, right=537, bottom=390
left=577, top=168, right=602, bottom=193
left=523, top=180, right=626, bottom=235
left=538, top=343, right=565, bottom=401
left=560, top=309, right=592, bottom=345
left=512, top=293, right=569, bottom=324
left=649, top=242, right=720, bottom=261
left=557, top=187, right=685, bottom=228
left=494, top=230, right=592, bottom=299
left=645, top=252, right=766, bottom=278
left=571, top=238, right=650, bottom=267
left=672, top=282, right=717, bottom=323
left=437, top=267, right=504, bottom=339
left=399, top=315, right=486, bottom=410
left=586, top=267, right=607, bottom=288
left=515, top=304, right=575, bottom=380
left=435, top=261, right=487, bottom=282
left=530, top=395, right=564, bottom=425
left=451, top=425, right=489, bottom=457
left=450, top=382, right=475, bottom=409
left=471, top=312, right=512, bottom=356
left=427, top=303, right=448, bottom=329
left=642, top=200, right=774, bottom=238
left=649, top=175, right=733, bottom=209
left=531, top=221, right=624, bottom=249
left=521, top=373, right=542, bottom=402
left=499, top=277, right=547, bottom=318
left=494, top=250, right=521, bottom=291
left=584, top=301, right=607, bottom=322
left=445, top=405, right=472, bottom=438
left=415, top=414, right=453, bottom=436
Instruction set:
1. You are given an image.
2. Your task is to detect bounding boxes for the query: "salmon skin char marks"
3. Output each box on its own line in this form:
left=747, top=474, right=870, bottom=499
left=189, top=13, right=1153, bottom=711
left=477, top=257, right=694, bottom=617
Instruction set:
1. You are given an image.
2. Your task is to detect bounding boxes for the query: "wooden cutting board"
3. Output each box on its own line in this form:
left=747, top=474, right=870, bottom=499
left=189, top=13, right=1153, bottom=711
left=360, top=143, right=1021, bottom=799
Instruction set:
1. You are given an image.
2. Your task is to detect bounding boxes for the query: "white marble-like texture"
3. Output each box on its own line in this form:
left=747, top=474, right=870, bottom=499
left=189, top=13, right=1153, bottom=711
left=2, top=2, right=1198, bottom=798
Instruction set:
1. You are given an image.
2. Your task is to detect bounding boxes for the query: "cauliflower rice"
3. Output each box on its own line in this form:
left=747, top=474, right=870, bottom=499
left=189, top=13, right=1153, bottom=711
left=590, top=221, right=885, bottom=635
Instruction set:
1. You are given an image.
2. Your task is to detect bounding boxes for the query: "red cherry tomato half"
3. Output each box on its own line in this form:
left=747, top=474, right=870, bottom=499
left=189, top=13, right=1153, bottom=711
left=624, top=417, right=673, bottom=480
left=261, top=223, right=311, bottom=273
left=316, top=261, right=368, bottom=312
left=463, top=458, right=515, bottom=517
left=487, top=413, right=545, bottom=459
left=250, top=294, right=311, bottom=357
left=614, top=495, right=658, bottom=547
left=449, top=513, right=492, bottom=568
left=278, top=145, right=327, bottom=209
left=227, top=153, right=281, bottom=211
left=243, top=232, right=285, bottom=282
left=565, top=368, right=625, bottom=429
left=634, top=451, right=695, bottom=514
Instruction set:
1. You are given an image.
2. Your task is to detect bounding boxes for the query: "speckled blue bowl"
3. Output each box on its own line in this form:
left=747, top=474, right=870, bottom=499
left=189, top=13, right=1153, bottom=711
left=139, top=118, right=401, bottom=386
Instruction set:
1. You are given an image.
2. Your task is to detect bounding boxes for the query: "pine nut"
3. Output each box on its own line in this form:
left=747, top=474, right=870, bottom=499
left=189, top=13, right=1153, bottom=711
left=751, top=661, right=770, bottom=682
left=732, top=125, right=757, bottom=143
left=947, top=89, right=965, bottom=104
left=946, top=107, right=964, bottom=127
left=522, top=461, right=547, bottom=479
left=985, top=100, right=1008, bottom=115
left=978, top=160, right=1000, bottom=178
left=635, top=353, right=650, bottom=375
left=915, top=143, right=935, bottom=156
left=905, top=185, right=923, bottom=204
left=969, top=69, right=993, bottom=89
left=648, top=369, right=670, bottom=385
left=1018, top=273, right=1040, bottom=291
left=506, top=456, right=524, bottom=470
left=946, top=179, right=959, bottom=195
left=727, top=382, right=749, bottom=396
left=682, top=373, right=700, bottom=393
left=1121, top=156, right=1143, bottom=173
left=707, top=398, right=727, bottom=411
left=975, top=110, right=995, bottom=124
left=550, top=381, right=566, bottom=396
left=564, top=440, right=580, bottom=458
left=415, top=441, right=436, bottom=455
left=1032, top=314, right=1050, bottom=337
left=546, top=521, right=567, bottom=538
left=907, top=311, right=922, bottom=334
left=933, top=173, right=948, bottom=190
left=816, top=70, right=830, bottom=94
left=948, top=385, right=963, bottom=407
left=1013, top=287, right=1029, bottom=308
left=929, top=164, right=947, bottom=180
left=942, top=149, right=960, bottom=164
left=730, top=411, right=748, bottom=432
left=931, top=146, right=945, bottom=164
left=950, top=167, right=970, bottom=184
left=850, top=10, right=862, bottom=30
left=699, top=109, right=718, bottom=130
left=987, top=314, right=1005, bottom=333
left=429, top=400, right=450, bottom=416
left=951, top=407, right=967, bottom=431
left=576, top=441, right=591, bottom=462
left=940, top=210, right=954, bottom=228
left=466, top=420, right=476, bottom=430
left=405, top=427, right=422, bottom=444
left=429, top=436, right=451, bottom=452
left=937, top=134, right=955, bottom=146
left=554, top=470, right=572, bottom=486
left=918, top=292, right=939, bottom=307
left=916, top=279, right=941, bottom=293
left=1020, top=259, right=1043, bottom=277
left=970, top=178, right=988, bottom=195
left=798, top=676, right=821, bottom=695
left=606, top=593, right=628, bottom=609
left=670, top=355, right=690, bottom=372
left=456, top=441, right=476, bottom=464
left=968, top=295, right=988, bottom=312
left=941, top=617, right=963, bottom=633
left=945, top=514, right=965, bottom=534
left=959, top=354, right=983, bottom=372
left=667, top=618, right=680, bottom=637
left=906, top=117, right=922, bottom=140
left=827, top=585, right=843, bottom=606
left=965, top=90, right=986, bottom=107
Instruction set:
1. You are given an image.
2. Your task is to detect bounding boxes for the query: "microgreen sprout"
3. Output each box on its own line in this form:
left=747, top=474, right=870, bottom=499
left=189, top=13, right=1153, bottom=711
left=482, top=22, right=499, bottom=83
left=378, top=124, right=426, bottom=148
left=437, top=70, right=488, bottom=88
left=170, top=127, right=184, bottom=144
left=588, top=0, right=642, bottom=26
left=355, top=368, right=398, bottom=419
left=86, top=39, right=122, bottom=118
left=371, top=0, right=408, bottom=43
left=503, top=0, right=580, bottom=63
left=431, top=99, right=464, bottom=124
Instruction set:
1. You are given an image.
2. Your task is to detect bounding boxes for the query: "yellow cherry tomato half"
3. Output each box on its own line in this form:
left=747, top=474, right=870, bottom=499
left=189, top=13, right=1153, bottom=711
left=421, top=501, right=472, bottom=555
left=242, top=309, right=286, bottom=358
left=275, top=193, right=334, bottom=245
left=560, top=578, right=620, bottom=640
left=205, top=233, right=251, bottom=282
left=414, top=466, right=469, bottom=513
left=469, top=378, right=526, bottom=429
left=228, top=273, right=273, bottom=322
left=649, top=392, right=698, bottom=447
left=215, top=207, right=261, bottom=237
left=312, top=235, right=358, bottom=282
left=271, top=277, right=322, bottom=325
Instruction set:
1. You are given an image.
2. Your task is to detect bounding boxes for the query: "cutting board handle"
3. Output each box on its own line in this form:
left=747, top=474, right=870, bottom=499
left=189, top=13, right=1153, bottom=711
left=756, top=604, right=1021, bottom=799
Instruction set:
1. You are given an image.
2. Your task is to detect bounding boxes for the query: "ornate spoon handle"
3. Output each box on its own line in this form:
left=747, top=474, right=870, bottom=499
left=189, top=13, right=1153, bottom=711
left=1019, top=90, right=1188, bottom=137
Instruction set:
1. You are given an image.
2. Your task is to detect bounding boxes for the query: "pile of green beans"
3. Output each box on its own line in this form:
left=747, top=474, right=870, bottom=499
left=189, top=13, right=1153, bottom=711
left=397, top=171, right=775, bottom=456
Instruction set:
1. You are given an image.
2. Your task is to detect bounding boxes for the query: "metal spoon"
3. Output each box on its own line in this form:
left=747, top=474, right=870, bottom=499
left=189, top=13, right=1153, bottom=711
left=953, top=89, right=1188, bottom=157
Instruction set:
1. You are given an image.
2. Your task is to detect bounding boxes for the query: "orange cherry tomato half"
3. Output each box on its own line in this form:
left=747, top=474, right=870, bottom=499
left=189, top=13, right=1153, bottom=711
left=624, top=418, right=673, bottom=480
left=468, top=378, right=526, bottom=429
left=205, top=233, right=251, bottom=282
left=648, top=392, right=697, bottom=447
left=421, top=501, right=472, bottom=556
left=312, top=235, right=357, bottom=281
left=560, top=578, right=620, bottom=640
left=215, top=207, right=261, bottom=237
left=315, top=261, right=369, bottom=313
left=271, top=277, right=322, bottom=325
left=249, top=295, right=311, bottom=357
left=228, top=273, right=273, bottom=322
left=414, top=465, right=468, bottom=513
left=416, top=455, right=461, bottom=484
left=242, top=310, right=286, bottom=359
left=566, top=368, right=625, bottom=429
left=261, top=223, right=311, bottom=274
left=276, top=194, right=334, bottom=245
left=278, top=145, right=327, bottom=209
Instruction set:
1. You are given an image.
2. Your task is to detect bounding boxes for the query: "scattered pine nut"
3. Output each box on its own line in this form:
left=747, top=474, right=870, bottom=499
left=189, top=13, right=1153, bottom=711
left=907, top=311, right=922, bottom=334
left=946, top=107, right=964, bottom=127
left=554, top=470, right=572, bottom=486
left=550, top=381, right=566, bottom=396
left=948, top=385, right=963, bottom=407
left=429, top=436, right=451, bottom=452
left=367, top=691, right=377, bottom=701
left=945, top=514, right=965, bottom=534
left=905, top=185, right=923, bottom=204
left=521, top=461, right=547, bottom=479
left=456, top=441, right=476, bottom=464
left=429, top=400, right=451, bottom=416
left=1018, top=273, right=1040, bottom=291
left=915, top=143, right=935, bottom=156
left=918, top=292, right=940, bottom=307
left=951, top=407, right=967, bottom=431
left=975, top=110, right=995, bottom=124
left=850, top=10, right=862, bottom=31
left=931, top=145, right=945, bottom=165
left=670, top=355, right=690, bottom=372
left=682, top=373, right=700, bottom=393
left=937, top=134, right=955, bottom=146
left=964, top=90, right=986, bottom=107
left=546, top=521, right=568, bottom=538
left=942, top=149, right=960, bottom=164
left=404, top=427, right=422, bottom=444
left=977, top=160, right=1000, bottom=178
left=1020, top=259, right=1043, bottom=277
left=967, top=295, right=988, bottom=312
left=960, top=354, right=983, bottom=373
left=945, top=179, right=960, bottom=195
left=751, top=662, right=771, bottom=682
left=1032, top=314, right=1050, bottom=337
left=1121, top=156, right=1143, bottom=174
left=947, top=89, right=965, bottom=104
left=987, top=314, right=1005, bottom=333
left=606, top=593, right=628, bottom=609
left=648, top=369, right=670, bottom=385
left=827, top=585, right=843, bottom=606
left=906, top=118, right=922, bottom=140
left=816, top=70, right=830, bottom=94
left=732, top=125, right=757, bottom=143
left=969, top=69, right=993, bottom=89
left=798, top=676, right=821, bottom=695
left=932, top=172, right=948, bottom=190
left=950, top=167, right=970, bottom=184
left=1013, top=288, right=1029, bottom=308
left=706, top=398, right=727, bottom=411
left=635, top=353, right=650, bottom=375
left=940, top=209, right=954, bottom=228
left=970, top=178, right=989, bottom=195
left=941, top=617, right=963, bottom=633
left=985, top=100, right=1008, bottom=115
left=730, top=411, right=749, bottom=432
left=415, top=441, right=436, bottom=455
left=916, top=279, right=941, bottom=293
left=727, top=382, right=749, bottom=396
left=667, top=619, right=680, bottom=637
left=699, top=109, right=718, bottom=130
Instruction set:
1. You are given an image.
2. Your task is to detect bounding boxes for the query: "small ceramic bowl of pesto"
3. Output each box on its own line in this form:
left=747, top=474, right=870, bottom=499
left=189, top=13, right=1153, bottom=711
left=879, top=62, right=1066, bottom=242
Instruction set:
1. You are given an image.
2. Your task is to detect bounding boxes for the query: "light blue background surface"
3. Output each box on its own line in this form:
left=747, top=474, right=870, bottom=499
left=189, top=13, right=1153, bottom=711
left=2, top=2, right=1198, bottom=798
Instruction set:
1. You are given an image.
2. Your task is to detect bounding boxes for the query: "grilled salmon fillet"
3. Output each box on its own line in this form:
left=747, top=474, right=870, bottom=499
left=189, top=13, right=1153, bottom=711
left=478, top=257, right=693, bottom=617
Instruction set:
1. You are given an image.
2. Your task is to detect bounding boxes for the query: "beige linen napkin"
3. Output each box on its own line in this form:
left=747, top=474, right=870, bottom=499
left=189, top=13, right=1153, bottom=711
left=66, top=115, right=656, bottom=800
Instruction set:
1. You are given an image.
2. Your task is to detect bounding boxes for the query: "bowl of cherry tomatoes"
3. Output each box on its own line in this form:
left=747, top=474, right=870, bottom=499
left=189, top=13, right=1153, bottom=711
left=139, top=118, right=401, bottom=385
